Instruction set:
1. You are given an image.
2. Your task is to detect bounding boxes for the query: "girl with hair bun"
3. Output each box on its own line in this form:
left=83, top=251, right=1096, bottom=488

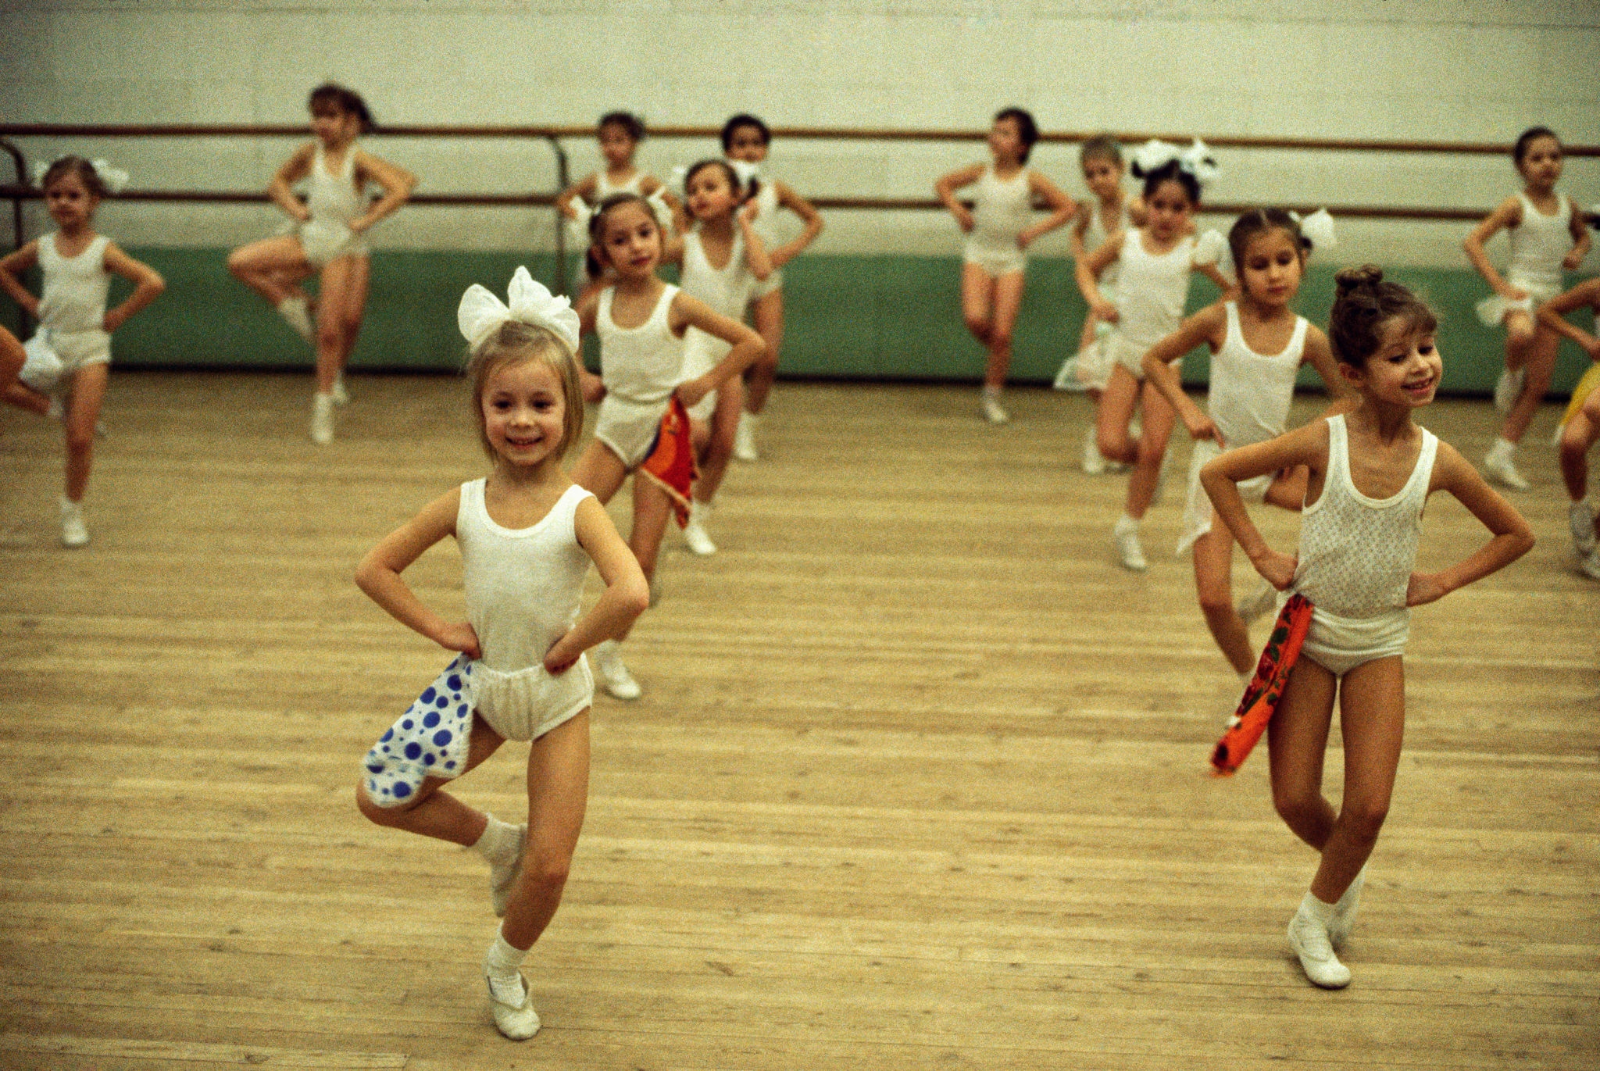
left=1200, top=266, right=1533, bottom=991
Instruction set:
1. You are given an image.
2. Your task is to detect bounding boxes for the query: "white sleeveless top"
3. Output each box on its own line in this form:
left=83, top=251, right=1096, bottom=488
left=968, top=166, right=1032, bottom=251
left=1082, top=197, right=1132, bottom=289
left=680, top=230, right=754, bottom=318
left=595, top=171, right=647, bottom=199
left=596, top=283, right=683, bottom=403
left=1294, top=415, right=1438, bottom=619
left=1116, top=230, right=1200, bottom=350
left=1507, top=192, right=1573, bottom=292
left=308, top=141, right=364, bottom=226
left=37, top=232, right=110, bottom=334
left=1208, top=302, right=1309, bottom=448
left=458, top=480, right=594, bottom=674
left=747, top=173, right=781, bottom=246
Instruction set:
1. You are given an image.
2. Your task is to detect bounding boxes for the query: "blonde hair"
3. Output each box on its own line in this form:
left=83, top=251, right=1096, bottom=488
left=464, top=321, right=584, bottom=460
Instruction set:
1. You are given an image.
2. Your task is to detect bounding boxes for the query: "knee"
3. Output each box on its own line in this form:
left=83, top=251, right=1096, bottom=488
left=1135, top=438, right=1166, bottom=467
left=1197, top=589, right=1234, bottom=619
left=753, top=348, right=779, bottom=377
left=989, top=326, right=1013, bottom=351
left=1339, top=798, right=1390, bottom=843
left=316, top=321, right=343, bottom=350
left=1272, top=787, right=1322, bottom=831
left=963, top=313, right=989, bottom=338
left=355, top=782, right=397, bottom=826
left=1096, top=429, right=1124, bottom=461
left=64, top=424, right=95, bottom=454
left=519, top=850, right=573, bottom=896
left=1559, top=432, right=1586, bottom=467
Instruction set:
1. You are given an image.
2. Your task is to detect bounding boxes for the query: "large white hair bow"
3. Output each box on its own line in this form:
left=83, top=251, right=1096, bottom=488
left=1290, top=208, right=1337, bottom=252
left=458, top=266, right=579, bottom=353
left=1192, top=228, right=1227, bottom=266
left=1130, top=138, right=1220, bottom=187
left=32, top=157, right=130, bottom=194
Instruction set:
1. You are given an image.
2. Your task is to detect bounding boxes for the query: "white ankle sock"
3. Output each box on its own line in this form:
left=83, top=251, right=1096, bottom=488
left=486, top=927, right=528, bottom=976
left=472, top=814, right=520, bottom=866
left=983, top=385, right=1002, bottom=399
left=1300, top=890, right=1337, bottom=921
left=1491, top=436, right=1516, bottom=458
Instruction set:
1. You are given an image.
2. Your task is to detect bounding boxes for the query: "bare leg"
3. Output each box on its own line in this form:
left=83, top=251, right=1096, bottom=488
left=63, top=363, right=109, bottom=502
left=1193, top=520, right=1254, bottom=674
left=984, top=271, right=1026, bottom=390
left=1501, top=323, right=1558, bottom=444
left=4, top=380, right=50, bottom=416
left=629, top=475, right=673, bottom=589
left=745, top=289, right=783, bottom=414
left=694, top=380, right=744, bottom=505
left=227, top=235, right=314, bottom=306
left=1096, top=365, right=1143, bottom=464
left=1267, top=657, right=1339, bottom=851
left=1124, top=380, right=1175, bottom=520
left=314, top=255, right=366, bottom=392
left=332, top=254, right=371, bottom=379
left=1559, top=391, right=1599, bottom=502
left=960, top=264, right=995, bottom=350
left=500, top=712, right=591, bottom=951
left=354, top=713, right=506, bottom=844
left=569, top=441, right=629, bottom=505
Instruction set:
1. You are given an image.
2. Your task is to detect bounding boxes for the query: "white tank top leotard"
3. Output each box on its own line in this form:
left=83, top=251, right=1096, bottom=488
left=680, top=229, right=755, bottom=319
left=1506, top=192, right=1573, bottom=295
left=596, top=283, right=683, bottom=404
left=1115, top=230, right=1200, bottom=351
left=595, top=171, right=647, bottom=199
left=37, top=231, right=112, bottom=368
left=1209, top=302, right=1309, bottom=448
left=301, top=141, right=369, bottom=261
left=964, top=166, right=1032, bottom=260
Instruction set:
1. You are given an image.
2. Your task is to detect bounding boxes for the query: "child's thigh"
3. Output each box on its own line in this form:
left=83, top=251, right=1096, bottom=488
left=525, top=711, right=591, bottom=860
left=1335, top=656, right=1406, bottom=812
left=320, top=255, right=372, bottom=325
left=230, top=234, right=309, bottom=273
left=989, top=272, right=1027, bottom=334
left=569, top=441, right=628, bottom=503
left=1266, top=658, right=1338, bottom=795
left=1098, top=366, right=1142, bottom=430
left=1190, top=520, right=1234, bottom=599
left=960, top=264, right=996, bottom=319
left=65, top=363, right=110, bottom=430
left=1503, top=308, right=1536, bottom=342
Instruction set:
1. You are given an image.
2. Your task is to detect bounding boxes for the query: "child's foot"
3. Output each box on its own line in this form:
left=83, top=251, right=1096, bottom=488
left=594, top=639, right=641, bottom=700
left=1113, top=515, right=1146, bottom=571
left=1328, top=866, right=1367, bottom=949
left=1081, top=428, right=1106, bottom=475
left=682, top=501, right=717, bottom=556
left=733, top=411, right=759, bottom=462
left=1580, top=548, right=1600, bottom=581
left=332, top=372, right=350, bottom=406
left=276, top=295, right=315, bottom=343
left=1482, top=439, right=1529, bottom=491
left=489, top=824, right=528, bottom=918
left=58, top=496, right=89, bottom=548
left=1569, top=500, right=1597, bottom=558
left=311, top=392, right=335, bottom=445
left=1287, top=897, right=1351, bottom=989
left=484, top=967, right=540, bottom=1040
left=1236, top=579, right=1278, bottom=625
left=1493, top=366, right=1525, bottom=413
left=1053, top=355, right=1087, bottom=392
left=981, top=390, right=1009, bottom=425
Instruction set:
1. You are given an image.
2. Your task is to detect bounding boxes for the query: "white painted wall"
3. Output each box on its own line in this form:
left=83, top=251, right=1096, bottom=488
left=2, top=0, right=1597, bottom=267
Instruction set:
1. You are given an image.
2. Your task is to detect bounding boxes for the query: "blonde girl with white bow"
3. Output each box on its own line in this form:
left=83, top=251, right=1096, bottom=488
left=0, top=155, right=165, bottom=547
left=353, top=267, right=650, bottom=1041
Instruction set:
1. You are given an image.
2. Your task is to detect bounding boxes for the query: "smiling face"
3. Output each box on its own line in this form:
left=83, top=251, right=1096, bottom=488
left=1515, top=134, right=1563, bottom=191
left=1238, top=227, right=1305, bottom=309
left=1145, top=178, right=1195, bottom=241
left=685, top=164, right=738, bottom=223
left=1349, top=317, right=1442, bottom=408
left=596, top=200, right=662, bottom=278
left=725, top=123, right=768, bottom=165
left=479, top=356, right=570, bottom=470
left=44, top=171, right=98, bottom=230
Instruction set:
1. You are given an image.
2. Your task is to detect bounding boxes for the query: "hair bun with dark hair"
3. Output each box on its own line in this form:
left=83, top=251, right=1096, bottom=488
left=1335, top=265, right=1385, bottom=293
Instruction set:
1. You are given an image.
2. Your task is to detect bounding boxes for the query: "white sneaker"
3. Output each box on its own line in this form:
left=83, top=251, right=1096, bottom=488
left=1482, top=441, right=1529, bottom=491
left=489, top=823, right=527, bottom=918
left=58, top=497, right=89, bottom=548
left=1328, top=866, right=1366, bottom=950
left=277, top=294, right=315, bottom=343
left=593, top=639, right=641, bottom=700
left=682, top=501, right=717, bottom=556
left=1570, top=500, right=1597, bottom=558
left=1053, top=355, right=1087, bottom=392
left=1236, top=579, right=1278, bottom=625
left=1580, top=549, right=1600, bottom=581
left=733, top=411, right=759, bottom=462
left=1493, top=366, right=1525, bottom=413
left=1113, top=516, right=1146, bottom=571
left=484, top=968, right=541, bottom=1040
left=1081, top=428, right=1106, bottom=475
left=981, top=392, right=1009, bottom=425
left=331, top=372, right=350, bottom=406
left=1288, top=902, right=1352, bottom=989
left=311, top=392, right=335, bottom=445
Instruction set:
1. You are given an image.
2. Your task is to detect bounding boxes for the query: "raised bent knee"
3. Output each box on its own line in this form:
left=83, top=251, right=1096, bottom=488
left=355, top=781, right=408, bottom=827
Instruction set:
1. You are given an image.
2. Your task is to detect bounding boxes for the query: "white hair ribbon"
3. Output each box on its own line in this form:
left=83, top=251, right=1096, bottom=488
left=1130, top=139, right=1181, bottom=175
left=645, top=188, right=673, bottom=231
left=1131, top=138, right=1218, bottom=187
left=31, top=157, right=129, bottom=193
left=1192, top=228, right=1226, bottom=267
left=457, top=266, right=580, bottom=354
left=1289, top=208, right=1337, bottom=252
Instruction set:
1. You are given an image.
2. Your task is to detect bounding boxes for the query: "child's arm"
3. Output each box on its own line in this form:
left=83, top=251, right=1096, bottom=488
left=1068, top=202, right=1094, bottom=261
left=1196, top=261, right=1237, bottom=300
left=668, top=292, right=766, bottom=409
left=1463, top=196, right=1525, bottom=298
left=267, top=144, right=316, bottom=223
left=1018, top=172, right=1077, bottom=249
left=1075, top=237, right=1122, bottom=322
left=99, top=244, right=165, bottom=331
left=738, top=202, right=775, bottom=281
left=1301, top=326, right=1361, bottom=411
left=574, top=289, right=606, bottom=402
left=350, top=151, right=417, bottom=233
left=1564, top=195, right=1592, bottom=271
left=765, top=180, right=823, bottom=269
left=354, top=489, right=481, bottom=658
left=554, top=173, right=600, bottom=223
left=934, top=164, right=983, bottom=232
left=1407, top=442, right=1535, bottom=606
left=1201, top=421, right=1330, bottom=591
left=0, top=240, right=41, bottom=317
left=543, top=496, right=651, bottom=673
left=1142, top=303, right=1226, bottom=442
left=1536, top=279, right=1600, bottom=361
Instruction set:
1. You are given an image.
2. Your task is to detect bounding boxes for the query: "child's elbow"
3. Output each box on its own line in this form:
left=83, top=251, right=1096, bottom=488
left=618, top=575, right=651, bottom=619
left=147, top=272, right=167, bottom=296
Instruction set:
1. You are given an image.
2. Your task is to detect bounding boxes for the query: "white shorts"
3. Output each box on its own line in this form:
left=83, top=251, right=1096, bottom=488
left=31, top=327, right=111, bottom=383
left=283, top=218, right=368, bottom=268
left=1300, top=606, right=1410, bottom=677
left=1475, top=273, right=1561, bottom=328
left=749, top=269, right=783, bottom=301
left=963, top=239, right=1026, bottom=279
left=472, top=658, right=594, bottom=744
left=1177, top=439, right=1274, bottom=555
left=1106, top=331, right=1152, bottom=380
left=595, top=394, right=670, bottom=469
left=681, top=327, right=725, bottom=424
left=19, top=331, right=65, bottom=393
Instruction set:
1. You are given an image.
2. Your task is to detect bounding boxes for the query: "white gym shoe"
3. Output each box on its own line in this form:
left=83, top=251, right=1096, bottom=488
left=58, top=497, right=89, bottom=548
left=1081, top=428, right=1106, bottom=475
left=593, top=639, right=641, bottom=700
left=489, top=823, right=527, bottom=918
left=1580, top=549, right=1600, bottom=581
left=484, top=968, right=540, bottom=1040
left=1288, top=901, right=1352, bottom=989
left=733, top=411, right=759, bottom=461
left=981, top=392, right=1009, bottom=425
left=310, top=392, right=335, bottom=445
left=1053, top=355, right=1088, bottom=392
left=682, top=501, right=717, bottom=556
left=1482, top=441, right=1529, bottom=491
left=331, top=372, right=350, bottom=406
left=1236, top=579, right=1278, bottom=625
left=1493, top=366, right=1525, bottom=413
left=1113, top=516, right=1146, bottom=571
left=277, top=294, right=315, bottom=343
left=1328, top=866, right=1366, bottom=949
left=1570, top=500, right=1597, bottom=557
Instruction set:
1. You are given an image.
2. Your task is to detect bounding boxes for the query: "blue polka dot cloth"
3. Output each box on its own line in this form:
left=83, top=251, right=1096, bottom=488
left=363, top=655, right=475, bottom=808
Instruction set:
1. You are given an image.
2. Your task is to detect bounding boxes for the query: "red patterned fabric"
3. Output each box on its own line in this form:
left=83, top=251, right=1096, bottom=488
left=639, top=396, right=698, bottom=528
left=1211, top=593, right=1314, bottom=776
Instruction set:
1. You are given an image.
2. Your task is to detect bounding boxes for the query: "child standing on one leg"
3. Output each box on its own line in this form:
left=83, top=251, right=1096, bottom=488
left=936, top=107, right=1076, bottom=424
left=1201, top=266, right=1533, bottom=990
left=1077, top=141, right=1232, bottom=569
left=1462, top=126, right=1590, bottom=490
left=720, top=113, right=824, bottom=461
left=354, top=269, right=649, bottom=1040
left=569, top=193, right=764, bottom=698
left=227, top=83, right=415, bottom=444
left=1535, top=276, right=1600, bottom=577
left=1144, top=208, right=1351, bottom=677
left=0, top=157, right=164, bottom=546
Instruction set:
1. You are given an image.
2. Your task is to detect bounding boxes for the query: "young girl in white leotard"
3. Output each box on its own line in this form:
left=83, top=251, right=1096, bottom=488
left=555, top=112, right=676, bottom=296
left=936, top=107, right=1076, bottom=424
left=568, top=192, right=765, bottom=699
left=1202, top=266, right=1533, bottom=992
left=1077, top=143, right=1233, bottom=570
left=227, top=83, right=416, bottom=444
left=1143, top=208, right=1351, bottom=675
left=354, top=270, right=649, bottom=1040
left=1463, top=126, right=1591, bottom=490
left=0, top=156, right=165, bottom=547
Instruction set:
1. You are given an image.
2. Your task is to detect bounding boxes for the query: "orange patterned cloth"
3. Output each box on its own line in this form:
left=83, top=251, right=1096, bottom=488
left=639, top=396, right=698, bottom=528
left=1211, top=592, right=1314, bottom=776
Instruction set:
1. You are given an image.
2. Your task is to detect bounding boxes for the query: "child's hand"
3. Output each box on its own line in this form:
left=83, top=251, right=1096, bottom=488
left=1500, top=283, right=1529, bottom=301
left=435, top=621, right=481, bottom=660
left=1183, top=411, right=1221, bottom=444
left=543, top=635, right=579, bottom=675
left=739, top=200, right=761, bottom=226
left=1250, top=549, right=1298, bottom=591
left=1017, top=231, right=1034, bottom=251
left=1405, top=571, right=1450, bottom=606
left=674, top=375, right=713, bottom=410
left=1564, top=249, right=1585, bottom=271
left=580, top=369, right=607, bottom=404
left=1091, top=299, right=1119, bottom=323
